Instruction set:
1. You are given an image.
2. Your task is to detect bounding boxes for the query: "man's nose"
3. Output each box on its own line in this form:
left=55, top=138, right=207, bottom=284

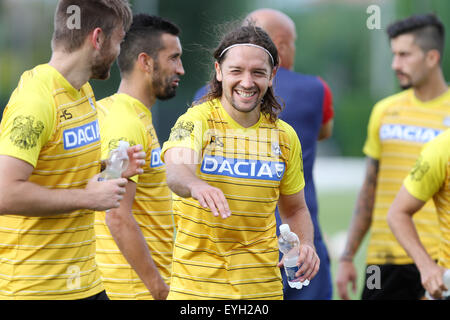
left=391, top=55, right=401, bottom=71
left=177, top=60, right=185, bottom=76
left=240, top=72, right=254, bottom=87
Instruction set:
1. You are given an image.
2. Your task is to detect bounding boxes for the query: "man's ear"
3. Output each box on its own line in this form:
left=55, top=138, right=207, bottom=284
left=137, top=52, right=153, bottom=73
left=215, top=61, right=222, bottom=82
left=89, top=27, right=104, bottom=51
left=269, top=66, right=278, bottom=87
left=426, top=49, right=441, bottom=68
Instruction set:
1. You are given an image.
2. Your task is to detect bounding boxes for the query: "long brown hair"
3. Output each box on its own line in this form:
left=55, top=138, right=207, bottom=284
left=199, top=23, right=283, bottom=122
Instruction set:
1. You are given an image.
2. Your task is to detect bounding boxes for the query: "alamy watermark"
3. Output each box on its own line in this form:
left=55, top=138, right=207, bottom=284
left=66, top=5, right=81, bottom=30
left=366, top=4, right=381, bottom=30
left=66, top=265, right=81, bottom=290
left=65, top=4, right=382, bottom=31
left=366, top=265, right=381, bottom=290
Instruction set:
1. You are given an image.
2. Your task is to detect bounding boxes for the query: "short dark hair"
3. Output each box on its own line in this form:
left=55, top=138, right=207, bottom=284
left=52, top=0, right=132, bottom=52
left=201, top=23, right=282, bottom=122
left=117, top=14, right=181, bottom=75
left=387, top=13, right=445, bottom=59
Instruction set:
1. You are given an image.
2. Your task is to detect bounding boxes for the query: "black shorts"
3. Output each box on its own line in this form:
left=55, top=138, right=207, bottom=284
left=361, top=264, right=425, bottom=300
left=79, top=290, right=110, bottom=300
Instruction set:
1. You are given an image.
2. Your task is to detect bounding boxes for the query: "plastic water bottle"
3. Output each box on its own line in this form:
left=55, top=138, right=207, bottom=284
left=278, top=224, right=310, bottom=289
left=444, top=269, right=450, bottom=299
left=425, top=268, right=450, bottom=300
left=98, top=140, right=130, bottom=181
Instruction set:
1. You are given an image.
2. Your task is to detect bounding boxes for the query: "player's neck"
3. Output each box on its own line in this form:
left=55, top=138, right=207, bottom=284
left=48, top=50, right=91, bottom=91
left=118, top=77, right=156, bottom=110
left=413, top=69, right=448, bottom=102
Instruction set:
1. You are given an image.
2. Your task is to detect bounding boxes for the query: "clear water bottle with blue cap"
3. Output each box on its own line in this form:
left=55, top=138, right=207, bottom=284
left=278, top=224, right=310, bottom=289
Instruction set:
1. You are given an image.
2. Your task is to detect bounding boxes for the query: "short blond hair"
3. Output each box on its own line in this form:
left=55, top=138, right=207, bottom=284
left=52, top=0, right=132, bottom=52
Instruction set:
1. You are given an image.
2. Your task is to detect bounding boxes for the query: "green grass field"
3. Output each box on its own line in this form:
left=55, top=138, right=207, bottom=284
left=317, top=189, right=370, bottom=300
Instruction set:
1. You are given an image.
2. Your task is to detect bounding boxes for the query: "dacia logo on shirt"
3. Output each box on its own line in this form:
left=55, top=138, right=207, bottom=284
left=201, top=155, right=285, bottom=181
left=379, top=124, right=442, bottom=143
left=63, top=119, right=100, bottom=150
left=150, top=147, right=164, bottom=168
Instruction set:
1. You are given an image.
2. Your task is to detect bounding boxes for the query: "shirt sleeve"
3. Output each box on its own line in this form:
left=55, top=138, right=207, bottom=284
left=362, top=101, right=387, bottom=160
left=318, top=77, right=334, bottom=125
left=279, top=122, right=305, bottom=195
left=0, top=91, right=55, bottom=167
left=403, top=135, right=447, bottom=202
left=161, top=107, right=207, bottom=163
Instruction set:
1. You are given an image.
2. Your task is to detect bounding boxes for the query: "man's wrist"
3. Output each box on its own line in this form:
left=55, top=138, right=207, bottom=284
left=77, top=187, right=95, bottom=211
left=302, top=242, right=316, bottom=251
left=339, top=254, right=353, bottom=262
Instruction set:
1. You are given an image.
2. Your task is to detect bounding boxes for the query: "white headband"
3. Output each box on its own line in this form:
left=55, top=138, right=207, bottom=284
left=219, top=43, right=275, bottom=66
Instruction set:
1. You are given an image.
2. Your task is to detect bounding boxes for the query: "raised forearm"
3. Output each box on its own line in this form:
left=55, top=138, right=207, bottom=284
left=0, top=155, right=126, bottom=216
left=165, top=162, right=201, bottom=198
left=0, top=179, right=93, bottom=216
left=164, top=147, right=202, bottom=198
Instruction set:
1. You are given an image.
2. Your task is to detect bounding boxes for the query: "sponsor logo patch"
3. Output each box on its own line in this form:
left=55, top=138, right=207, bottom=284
left=150, top=147, right=164, bottom=168
left=63, top=120, right=100, bottom=150
left=379, top=124, right=442, bottom=143
left=201, top=155, right=285, bottom=181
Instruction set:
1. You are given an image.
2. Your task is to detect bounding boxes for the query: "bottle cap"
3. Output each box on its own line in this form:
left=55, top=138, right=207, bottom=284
left=279, top=224, right=291, bottom=236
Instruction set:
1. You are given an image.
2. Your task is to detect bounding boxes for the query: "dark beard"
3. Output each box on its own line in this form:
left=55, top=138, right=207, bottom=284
left=91, top=43, right=115, bottom=80
left=155, top=79, right=177, bottom=100
left=91, top=62, right=112, bottom=80
left=152, top=62, right=178, bottom=100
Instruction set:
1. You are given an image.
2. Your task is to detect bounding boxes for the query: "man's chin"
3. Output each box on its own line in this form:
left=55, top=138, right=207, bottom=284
left=396, top=75, right=412, bottom=90
left=400, top=83, right=412, bottom=90
left=156, top=88, right=177, bottom=101
left=91, top=70, right=111, bottom=81
left=231, top=102, right=259, bottom=114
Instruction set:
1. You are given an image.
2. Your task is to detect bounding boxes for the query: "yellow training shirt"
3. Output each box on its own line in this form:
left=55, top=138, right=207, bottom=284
left=95, top=93, right=174, bottom=300
left=363, top=88, right=450, bottom=264
left=404, top=129, right=450, bottom=269
left=161, top=99, right=305, bottom=300
left=0, top=64, right=103, bottom=299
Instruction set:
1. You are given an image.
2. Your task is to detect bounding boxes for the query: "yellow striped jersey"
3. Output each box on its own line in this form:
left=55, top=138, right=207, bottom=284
left=404, top=129, right=450, bottom=269
left=363, top=88, right=450, bottom=264
left=161, top=99, right=305, bottom=300
left=0, top=64, right=103, bottom=299
left=95, top=93, right=174, bottom=300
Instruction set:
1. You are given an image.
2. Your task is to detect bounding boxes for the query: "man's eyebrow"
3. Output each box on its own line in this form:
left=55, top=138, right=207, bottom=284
left=226, top=65, right=268, bottom=72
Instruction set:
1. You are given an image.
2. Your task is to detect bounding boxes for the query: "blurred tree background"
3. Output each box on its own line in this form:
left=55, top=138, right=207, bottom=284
left=0, top=0, right=449, bottom=157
